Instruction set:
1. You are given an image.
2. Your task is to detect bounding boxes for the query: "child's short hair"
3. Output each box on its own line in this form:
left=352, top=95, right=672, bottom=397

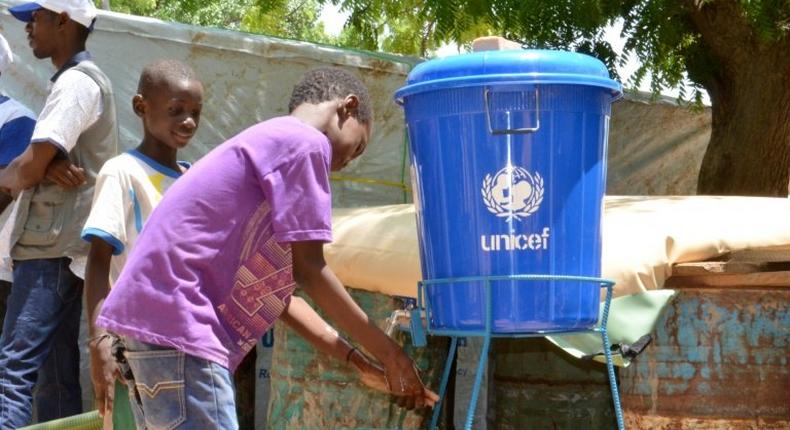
left=288, top=68, right=373, bottom=124
left=137, top=59, right=198, bottom=97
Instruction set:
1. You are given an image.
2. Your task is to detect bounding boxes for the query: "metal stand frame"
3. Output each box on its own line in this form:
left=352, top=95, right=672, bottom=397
left=412, top=274, right=625, bottom=430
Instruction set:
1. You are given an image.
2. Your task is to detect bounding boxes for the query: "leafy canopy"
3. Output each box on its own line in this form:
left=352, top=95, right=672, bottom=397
left=97, top=0, right=332, bottom=41
left=98, top=0, right=789, bottom=101
left=327, top=0, right=789, bottom=102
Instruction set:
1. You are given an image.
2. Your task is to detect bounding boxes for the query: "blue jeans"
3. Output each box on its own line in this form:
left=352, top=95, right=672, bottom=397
left=119, top=337, right=238, bottom=429
left=0, top=258, right=83, bottom=428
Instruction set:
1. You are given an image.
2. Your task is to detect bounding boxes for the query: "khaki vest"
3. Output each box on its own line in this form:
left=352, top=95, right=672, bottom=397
left=11, top=61, right=118, bottom=260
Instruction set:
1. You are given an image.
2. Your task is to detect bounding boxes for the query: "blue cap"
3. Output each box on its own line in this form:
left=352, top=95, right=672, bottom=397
left=396, top=49, right=622, bottom=101
left=8, top=2, right=43, bottom=23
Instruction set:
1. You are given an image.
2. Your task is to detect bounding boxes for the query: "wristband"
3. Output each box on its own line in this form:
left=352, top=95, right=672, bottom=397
left=86, top=333, right=112, bottom=347
left=345, top=346, right=358, bottom=363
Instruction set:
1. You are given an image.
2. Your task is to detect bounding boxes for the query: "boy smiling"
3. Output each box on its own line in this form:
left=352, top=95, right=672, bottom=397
left=82, top=59, right=203, bottom=428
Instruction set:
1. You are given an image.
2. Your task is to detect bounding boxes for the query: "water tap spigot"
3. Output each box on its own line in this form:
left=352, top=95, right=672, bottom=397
left=385, top=306, right=428, bottom=347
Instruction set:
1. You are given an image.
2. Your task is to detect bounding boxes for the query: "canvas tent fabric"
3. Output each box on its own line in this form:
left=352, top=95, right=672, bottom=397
left=327, top=196, right=790, bottom=298
left=608, top=93, right=711, bottom=195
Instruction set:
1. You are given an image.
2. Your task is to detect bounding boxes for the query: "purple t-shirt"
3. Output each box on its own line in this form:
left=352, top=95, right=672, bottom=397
left=97, top=116, right=332, bottom=370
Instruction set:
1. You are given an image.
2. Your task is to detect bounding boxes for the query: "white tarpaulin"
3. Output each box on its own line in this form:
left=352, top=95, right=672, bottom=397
left=327, top=196, right=790, bottom=299
left=608, top=92, right=711, bottom=195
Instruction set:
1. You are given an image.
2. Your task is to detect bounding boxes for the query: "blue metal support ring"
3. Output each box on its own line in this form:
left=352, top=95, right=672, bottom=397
left=413, top=274, right=625, bottom=430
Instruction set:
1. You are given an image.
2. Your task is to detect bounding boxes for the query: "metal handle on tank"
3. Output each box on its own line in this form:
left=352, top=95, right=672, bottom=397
left=484, top=86, right=540, bottom=135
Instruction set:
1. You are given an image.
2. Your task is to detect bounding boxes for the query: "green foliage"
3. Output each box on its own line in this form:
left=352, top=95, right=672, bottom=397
left=330, top=0, right=450, bottom=56
left=97, top=0, right=331, bottom=39
left=154, top=0, right=253, bottom=29
left=333, top=0, right=787, bottom=102
left=616, top=1, right=702, bottom=101
left=242, top=0, right=334, bottom=43
left=739, top=0, right=790, bottom=42
left=99, top=0, right=788, bottom=102
left=95, top=0, right=156, bottom=15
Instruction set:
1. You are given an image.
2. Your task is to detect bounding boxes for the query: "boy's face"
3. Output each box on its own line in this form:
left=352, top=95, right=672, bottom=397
left=25, top=9, right=60, bottom=59
left=326, top=96, right=371, bottom=171
left=134, top=78, right=204, bottom=149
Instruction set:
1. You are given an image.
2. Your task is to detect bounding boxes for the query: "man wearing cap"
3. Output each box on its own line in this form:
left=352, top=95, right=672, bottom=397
left=0, top=33, right=36, bottom=338
left=0, top=0, right=117, bottom=426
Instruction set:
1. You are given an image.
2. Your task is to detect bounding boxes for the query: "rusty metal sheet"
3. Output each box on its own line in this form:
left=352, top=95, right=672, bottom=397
left=489, top=338, right=618, bottom=429
left=621, top=285, right=790, bottom=429
left=268, top=288, right=450, bottom=429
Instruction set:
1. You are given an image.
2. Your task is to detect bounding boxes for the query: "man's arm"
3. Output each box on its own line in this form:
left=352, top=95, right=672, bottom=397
left=45, top=159, right=86, bottom=188
left=0, top=68, right=102, bottom=194
left=291, top=240, right=438, bottom=409
left=0, top=106, right=37, bottom=198
left=0, top=142, right=61, bottom=193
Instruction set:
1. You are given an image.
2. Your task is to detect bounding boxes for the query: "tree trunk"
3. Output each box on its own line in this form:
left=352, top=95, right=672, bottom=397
left=687, top=0, right=790, bottom=196
left=697, top=54, right=790, bottom=196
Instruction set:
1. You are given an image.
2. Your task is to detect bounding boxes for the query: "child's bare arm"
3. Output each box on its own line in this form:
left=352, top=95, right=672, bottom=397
left=280, top=296, right=425, bottom=401
left=291, top=241, right=398, bottom=361
left=291, top=240, right=438, bottom=409
left=279, top=295, right=351, bottom=360
left=84, top=238, right=118, bottom=418
left=86, top=238, right=114, bottom=336
left=0, top=142, right=61, bottom=193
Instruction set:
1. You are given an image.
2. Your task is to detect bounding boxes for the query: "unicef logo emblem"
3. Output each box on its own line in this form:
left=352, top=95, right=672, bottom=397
left=481, top=165, right=544, bottom=221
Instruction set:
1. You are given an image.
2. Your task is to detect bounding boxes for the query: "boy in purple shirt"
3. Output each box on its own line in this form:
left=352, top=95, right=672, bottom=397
left=97, top=68, right=437, bottom=428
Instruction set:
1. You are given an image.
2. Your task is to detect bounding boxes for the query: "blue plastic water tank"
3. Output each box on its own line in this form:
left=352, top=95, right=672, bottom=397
left=395, top=50, right=622, bottom=333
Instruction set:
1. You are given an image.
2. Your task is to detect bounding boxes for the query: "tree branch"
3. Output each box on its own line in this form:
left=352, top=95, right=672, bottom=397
left=682, top=0, right=759, bottom=68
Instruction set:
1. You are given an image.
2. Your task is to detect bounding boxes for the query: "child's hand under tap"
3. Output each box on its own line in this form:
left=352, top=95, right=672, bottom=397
left=350, top=348, right=439, bottom=409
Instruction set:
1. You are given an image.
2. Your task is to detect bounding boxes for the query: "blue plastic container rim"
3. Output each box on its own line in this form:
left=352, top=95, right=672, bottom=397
left=395, top=49, right=623, bottom=103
